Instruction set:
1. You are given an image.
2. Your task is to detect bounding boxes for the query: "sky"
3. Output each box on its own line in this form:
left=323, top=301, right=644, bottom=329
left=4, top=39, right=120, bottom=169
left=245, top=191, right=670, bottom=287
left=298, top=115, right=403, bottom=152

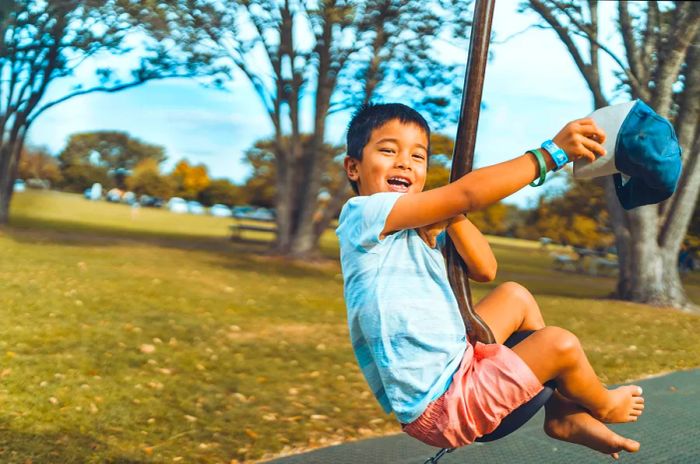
left=27, top=0, right=624, bottom=208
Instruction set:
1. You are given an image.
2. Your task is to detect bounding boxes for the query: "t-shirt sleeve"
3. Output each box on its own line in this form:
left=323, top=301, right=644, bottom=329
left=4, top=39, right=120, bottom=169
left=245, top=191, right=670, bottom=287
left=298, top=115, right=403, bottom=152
left=336, top=192, right=403, bottom=251
left=436, top=230, right=447, bottom=251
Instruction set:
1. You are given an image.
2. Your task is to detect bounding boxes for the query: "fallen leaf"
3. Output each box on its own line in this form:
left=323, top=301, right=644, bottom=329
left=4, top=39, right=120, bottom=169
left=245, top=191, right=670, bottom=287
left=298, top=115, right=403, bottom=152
left=139, top=344, right=156, bottom=354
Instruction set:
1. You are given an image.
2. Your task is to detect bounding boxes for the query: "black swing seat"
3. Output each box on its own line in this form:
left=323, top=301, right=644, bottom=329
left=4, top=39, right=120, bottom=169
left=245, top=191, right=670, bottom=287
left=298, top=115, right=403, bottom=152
left=425, top=330, right=555, bottom=463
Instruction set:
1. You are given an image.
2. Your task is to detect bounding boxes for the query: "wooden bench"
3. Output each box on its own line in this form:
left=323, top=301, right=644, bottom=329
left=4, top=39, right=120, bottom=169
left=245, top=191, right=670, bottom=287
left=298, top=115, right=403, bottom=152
left=229, top=219, right=277, bottom=241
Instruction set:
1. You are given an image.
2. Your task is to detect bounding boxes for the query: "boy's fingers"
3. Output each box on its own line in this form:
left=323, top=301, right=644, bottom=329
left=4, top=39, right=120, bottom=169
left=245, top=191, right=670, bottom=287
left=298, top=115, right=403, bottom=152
left=576, top=144, right=596, bottom=162
left=580, top=137, right=606, bottom=157
left=576, top=120, right=606, bottom=142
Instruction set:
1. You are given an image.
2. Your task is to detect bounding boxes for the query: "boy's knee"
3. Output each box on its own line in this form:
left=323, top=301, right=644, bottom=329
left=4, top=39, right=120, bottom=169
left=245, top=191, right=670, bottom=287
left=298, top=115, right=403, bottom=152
left=500, top=281, right=535, bottom=305
left=541, top=326, right=581, bottom=364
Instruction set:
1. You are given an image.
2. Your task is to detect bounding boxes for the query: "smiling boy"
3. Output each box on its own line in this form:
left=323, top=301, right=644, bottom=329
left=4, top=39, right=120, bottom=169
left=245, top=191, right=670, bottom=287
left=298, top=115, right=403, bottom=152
left=335, top=103, right=643, bottom=458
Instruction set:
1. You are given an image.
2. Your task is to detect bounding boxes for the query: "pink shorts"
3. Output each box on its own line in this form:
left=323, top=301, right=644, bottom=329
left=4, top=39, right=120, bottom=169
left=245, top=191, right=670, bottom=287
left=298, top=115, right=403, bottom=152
left=402, top=341, right=543, bottom=448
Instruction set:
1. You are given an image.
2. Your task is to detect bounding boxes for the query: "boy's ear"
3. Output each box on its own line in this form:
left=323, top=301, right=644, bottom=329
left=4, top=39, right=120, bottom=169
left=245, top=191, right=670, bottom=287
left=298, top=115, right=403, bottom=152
left=344, top=156, right=360, bottom=181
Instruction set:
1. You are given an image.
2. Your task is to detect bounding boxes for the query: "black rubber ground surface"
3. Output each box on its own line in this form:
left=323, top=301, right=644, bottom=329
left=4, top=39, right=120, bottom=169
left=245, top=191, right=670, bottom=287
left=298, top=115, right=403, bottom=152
left=266, top=369, right=700, bottom=463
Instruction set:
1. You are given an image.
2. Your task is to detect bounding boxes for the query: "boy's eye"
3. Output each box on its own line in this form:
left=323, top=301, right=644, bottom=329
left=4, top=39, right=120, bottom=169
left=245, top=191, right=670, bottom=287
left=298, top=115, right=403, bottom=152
left=380, top=148, right=395, bottom=154
left=412, top=153, right=426, bottom=160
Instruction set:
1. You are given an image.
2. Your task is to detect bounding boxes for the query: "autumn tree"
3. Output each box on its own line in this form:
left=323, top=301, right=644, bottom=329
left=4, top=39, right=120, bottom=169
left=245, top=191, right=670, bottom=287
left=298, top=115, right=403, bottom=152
left=0, top=1, right=217, bottom=222
left=525, top=0, right=700, bottom=310
left=181, top=0, right=474, bottom=257
left=170, top=160, right=211, bottom=200
left=18, top=145, right=62, bottom=187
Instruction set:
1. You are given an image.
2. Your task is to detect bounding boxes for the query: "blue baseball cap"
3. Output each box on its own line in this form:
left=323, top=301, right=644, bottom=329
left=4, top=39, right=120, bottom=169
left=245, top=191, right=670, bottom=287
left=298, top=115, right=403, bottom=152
left=573, top=100, right=682, bottom=210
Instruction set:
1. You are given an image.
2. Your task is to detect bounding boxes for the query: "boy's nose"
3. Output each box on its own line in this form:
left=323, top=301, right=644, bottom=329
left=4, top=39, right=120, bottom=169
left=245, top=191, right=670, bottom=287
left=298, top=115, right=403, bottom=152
left=395, top=153, right=412, bottom=169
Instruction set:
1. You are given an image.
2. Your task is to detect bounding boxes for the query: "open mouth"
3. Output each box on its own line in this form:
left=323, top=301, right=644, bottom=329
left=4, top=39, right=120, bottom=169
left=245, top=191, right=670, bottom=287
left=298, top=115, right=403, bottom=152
left=387, top=176, right=411, bottom=192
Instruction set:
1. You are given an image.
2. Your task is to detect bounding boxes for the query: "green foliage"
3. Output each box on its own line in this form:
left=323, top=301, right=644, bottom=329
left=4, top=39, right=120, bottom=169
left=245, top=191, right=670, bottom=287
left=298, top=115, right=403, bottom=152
left=241, top=140, right=277, bottom=208
left=519, top=175, right=613, bottom=248
left=58, top=131, right=165, bottom=172
left=0, top=0, right=222, bottom=221
left=126, top=158, right=176, bottom=199
left=58, top=164, right=112, bottom=193
left=57, top=131, right=166, bottom=191
left=198, top=178, right=241, bottom=207
left=241, top=135, right=345, bottom=208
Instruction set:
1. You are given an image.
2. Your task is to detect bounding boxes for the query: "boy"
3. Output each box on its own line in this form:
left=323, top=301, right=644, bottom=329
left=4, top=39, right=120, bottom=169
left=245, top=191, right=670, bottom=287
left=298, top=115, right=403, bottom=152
left=335, top=103, right=643, bottom=459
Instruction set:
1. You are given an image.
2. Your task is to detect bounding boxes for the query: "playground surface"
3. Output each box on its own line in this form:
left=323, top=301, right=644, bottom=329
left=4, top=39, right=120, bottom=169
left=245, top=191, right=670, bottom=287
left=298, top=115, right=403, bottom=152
left=267, top=368, right=700, bottom=463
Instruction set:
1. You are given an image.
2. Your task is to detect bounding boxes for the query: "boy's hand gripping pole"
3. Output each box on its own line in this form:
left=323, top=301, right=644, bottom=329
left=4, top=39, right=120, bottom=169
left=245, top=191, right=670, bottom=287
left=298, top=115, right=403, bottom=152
left=446, top=0, right=497, bottom=346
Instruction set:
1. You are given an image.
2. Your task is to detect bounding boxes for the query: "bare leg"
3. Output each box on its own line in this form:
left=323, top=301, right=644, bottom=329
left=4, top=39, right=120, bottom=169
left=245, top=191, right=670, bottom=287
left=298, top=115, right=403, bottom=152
left=475, top=281, right=546, bottom=343
left=544, top=391, right=640, bottom=459
left=478, top=283, right=644, bottom=423
left=510, top=327, right=644, bottom=423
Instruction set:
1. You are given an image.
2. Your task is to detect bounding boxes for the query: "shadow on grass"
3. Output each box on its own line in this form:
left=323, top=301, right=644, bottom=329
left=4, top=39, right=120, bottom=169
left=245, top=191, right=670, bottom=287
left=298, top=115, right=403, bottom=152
left=3, top=217, right=338, bottom=280
left=0, top=423, right=146, bottom=463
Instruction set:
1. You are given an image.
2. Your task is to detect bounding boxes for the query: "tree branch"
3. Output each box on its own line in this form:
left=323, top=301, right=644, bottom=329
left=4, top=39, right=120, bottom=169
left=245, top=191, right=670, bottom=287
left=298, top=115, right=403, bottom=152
left=659, top=131, right=700, bottom=249
left=528, top=0, right=607, bottom=106
left=618, top=1, right=642, bottom=86
left=641, top=1, right=659, bottom=83
left=568, top=27, right=647, bottom=99
left=651, top=2, right=700, bottom=115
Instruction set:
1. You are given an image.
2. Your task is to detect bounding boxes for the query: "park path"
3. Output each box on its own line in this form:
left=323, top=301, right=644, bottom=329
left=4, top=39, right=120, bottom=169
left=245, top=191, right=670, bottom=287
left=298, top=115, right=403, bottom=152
left=267, top=369, right=700, bottom=463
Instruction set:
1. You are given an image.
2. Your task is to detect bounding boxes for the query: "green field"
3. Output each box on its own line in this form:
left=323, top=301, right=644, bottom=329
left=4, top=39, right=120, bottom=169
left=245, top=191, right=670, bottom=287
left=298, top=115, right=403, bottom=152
left=2, top=190, right=699, bottom=463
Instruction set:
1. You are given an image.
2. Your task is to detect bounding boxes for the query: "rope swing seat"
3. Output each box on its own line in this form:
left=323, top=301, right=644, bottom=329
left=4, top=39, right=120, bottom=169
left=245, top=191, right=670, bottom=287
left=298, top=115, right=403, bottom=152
left=424, top=0, right=554, bottom=461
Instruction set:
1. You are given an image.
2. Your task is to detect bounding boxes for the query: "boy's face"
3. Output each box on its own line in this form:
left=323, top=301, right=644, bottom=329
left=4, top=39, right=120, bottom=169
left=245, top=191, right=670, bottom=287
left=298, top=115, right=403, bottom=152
left=345, top=119, right=429, bottom=196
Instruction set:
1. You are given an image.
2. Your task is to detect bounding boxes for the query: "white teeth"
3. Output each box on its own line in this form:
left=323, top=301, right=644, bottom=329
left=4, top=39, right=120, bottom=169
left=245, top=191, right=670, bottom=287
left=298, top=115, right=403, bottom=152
left=388, top=177, right=410, bottom=186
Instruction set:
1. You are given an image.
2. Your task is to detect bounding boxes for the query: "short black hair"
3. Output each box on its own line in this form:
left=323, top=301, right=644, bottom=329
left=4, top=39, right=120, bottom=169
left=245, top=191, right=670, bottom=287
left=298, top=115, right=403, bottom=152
left=346, top=103, right=431, bottom=194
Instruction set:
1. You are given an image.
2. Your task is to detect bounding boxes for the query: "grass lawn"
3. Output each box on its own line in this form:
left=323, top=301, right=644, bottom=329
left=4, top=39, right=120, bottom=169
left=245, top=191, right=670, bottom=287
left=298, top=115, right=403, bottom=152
left=1, top=190, right=699, bottom=463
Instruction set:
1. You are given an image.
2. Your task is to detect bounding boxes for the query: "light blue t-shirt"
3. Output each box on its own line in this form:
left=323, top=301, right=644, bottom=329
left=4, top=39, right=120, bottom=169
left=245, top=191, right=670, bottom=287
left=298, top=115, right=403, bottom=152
left=335, top=192, right=467, bottom=424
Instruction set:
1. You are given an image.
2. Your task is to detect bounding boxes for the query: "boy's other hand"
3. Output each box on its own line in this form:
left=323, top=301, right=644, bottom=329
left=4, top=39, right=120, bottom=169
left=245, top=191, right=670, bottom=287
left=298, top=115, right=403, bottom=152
left=552, top=118, right=607, bottom=162
left=417, top=220, right=450, bottom=248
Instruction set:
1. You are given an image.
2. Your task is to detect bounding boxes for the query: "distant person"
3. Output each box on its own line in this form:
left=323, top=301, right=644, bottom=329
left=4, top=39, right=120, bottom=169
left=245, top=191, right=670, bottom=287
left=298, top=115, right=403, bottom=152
left=679, top=241, right=695, bottom=274
left=336, top=103, right=643, bottom=459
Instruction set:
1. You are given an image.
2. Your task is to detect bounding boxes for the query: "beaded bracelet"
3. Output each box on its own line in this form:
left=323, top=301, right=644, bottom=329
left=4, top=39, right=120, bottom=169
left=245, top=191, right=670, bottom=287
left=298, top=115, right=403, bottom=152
left=529, top=148, right=547, bottom=187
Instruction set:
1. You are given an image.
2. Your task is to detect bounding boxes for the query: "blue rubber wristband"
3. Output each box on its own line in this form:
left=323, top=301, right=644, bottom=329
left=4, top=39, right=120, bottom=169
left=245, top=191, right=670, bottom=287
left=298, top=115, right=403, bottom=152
left=541, top=139, right=568, bottom=171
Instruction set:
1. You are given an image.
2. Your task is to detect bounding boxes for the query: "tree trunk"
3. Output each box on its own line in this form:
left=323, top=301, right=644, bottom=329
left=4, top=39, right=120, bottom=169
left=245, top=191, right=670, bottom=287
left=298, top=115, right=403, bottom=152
left=527, top=0, right=700, bottom=311
left=0, top=144, right=15, bottom=224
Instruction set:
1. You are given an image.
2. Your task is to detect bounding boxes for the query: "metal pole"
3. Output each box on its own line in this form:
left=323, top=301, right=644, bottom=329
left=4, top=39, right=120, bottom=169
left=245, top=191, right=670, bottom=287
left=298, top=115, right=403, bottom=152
left=446, top=0, right=497, bottom=345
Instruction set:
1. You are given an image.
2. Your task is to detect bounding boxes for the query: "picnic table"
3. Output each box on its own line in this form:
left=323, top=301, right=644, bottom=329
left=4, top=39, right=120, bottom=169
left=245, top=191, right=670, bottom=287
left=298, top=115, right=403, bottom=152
left=229, top=217, right=277, bottom=240
left=551, top=247, right=618, bottom=276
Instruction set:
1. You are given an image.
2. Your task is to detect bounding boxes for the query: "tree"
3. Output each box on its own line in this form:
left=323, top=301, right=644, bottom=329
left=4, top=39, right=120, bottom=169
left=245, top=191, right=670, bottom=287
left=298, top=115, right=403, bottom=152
left=0, top=1, right=217, bottom=223
left=183, top=0, right=474, bottom=257
left=170, top=160, right=211, bottom=200
left=521, top=175, right=614, bottom=248
left=240, top=135, right=350, bottom=230
left=126, top=158, right=176, bottom=199
left=18, top=145, right=62, bottom=186
left=525, top=1, right=700, bottom=310
left=240, top=140, right=278, bottom=208
left=198, top=179, right=241, bottom=206
left=58, top=131, right=166, bottom=188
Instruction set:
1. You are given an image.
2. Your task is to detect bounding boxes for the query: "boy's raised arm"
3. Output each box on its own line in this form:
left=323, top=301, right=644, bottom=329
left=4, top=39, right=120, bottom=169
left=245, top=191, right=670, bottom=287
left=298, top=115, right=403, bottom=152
left=382, top=118, right=606, bottom=235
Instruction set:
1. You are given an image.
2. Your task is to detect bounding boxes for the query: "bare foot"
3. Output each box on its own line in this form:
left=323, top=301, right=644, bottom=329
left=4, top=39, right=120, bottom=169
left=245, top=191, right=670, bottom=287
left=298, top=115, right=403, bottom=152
left=595, top=385, right=645, bottom=423
left=545, top=391, right=640, bottom=459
